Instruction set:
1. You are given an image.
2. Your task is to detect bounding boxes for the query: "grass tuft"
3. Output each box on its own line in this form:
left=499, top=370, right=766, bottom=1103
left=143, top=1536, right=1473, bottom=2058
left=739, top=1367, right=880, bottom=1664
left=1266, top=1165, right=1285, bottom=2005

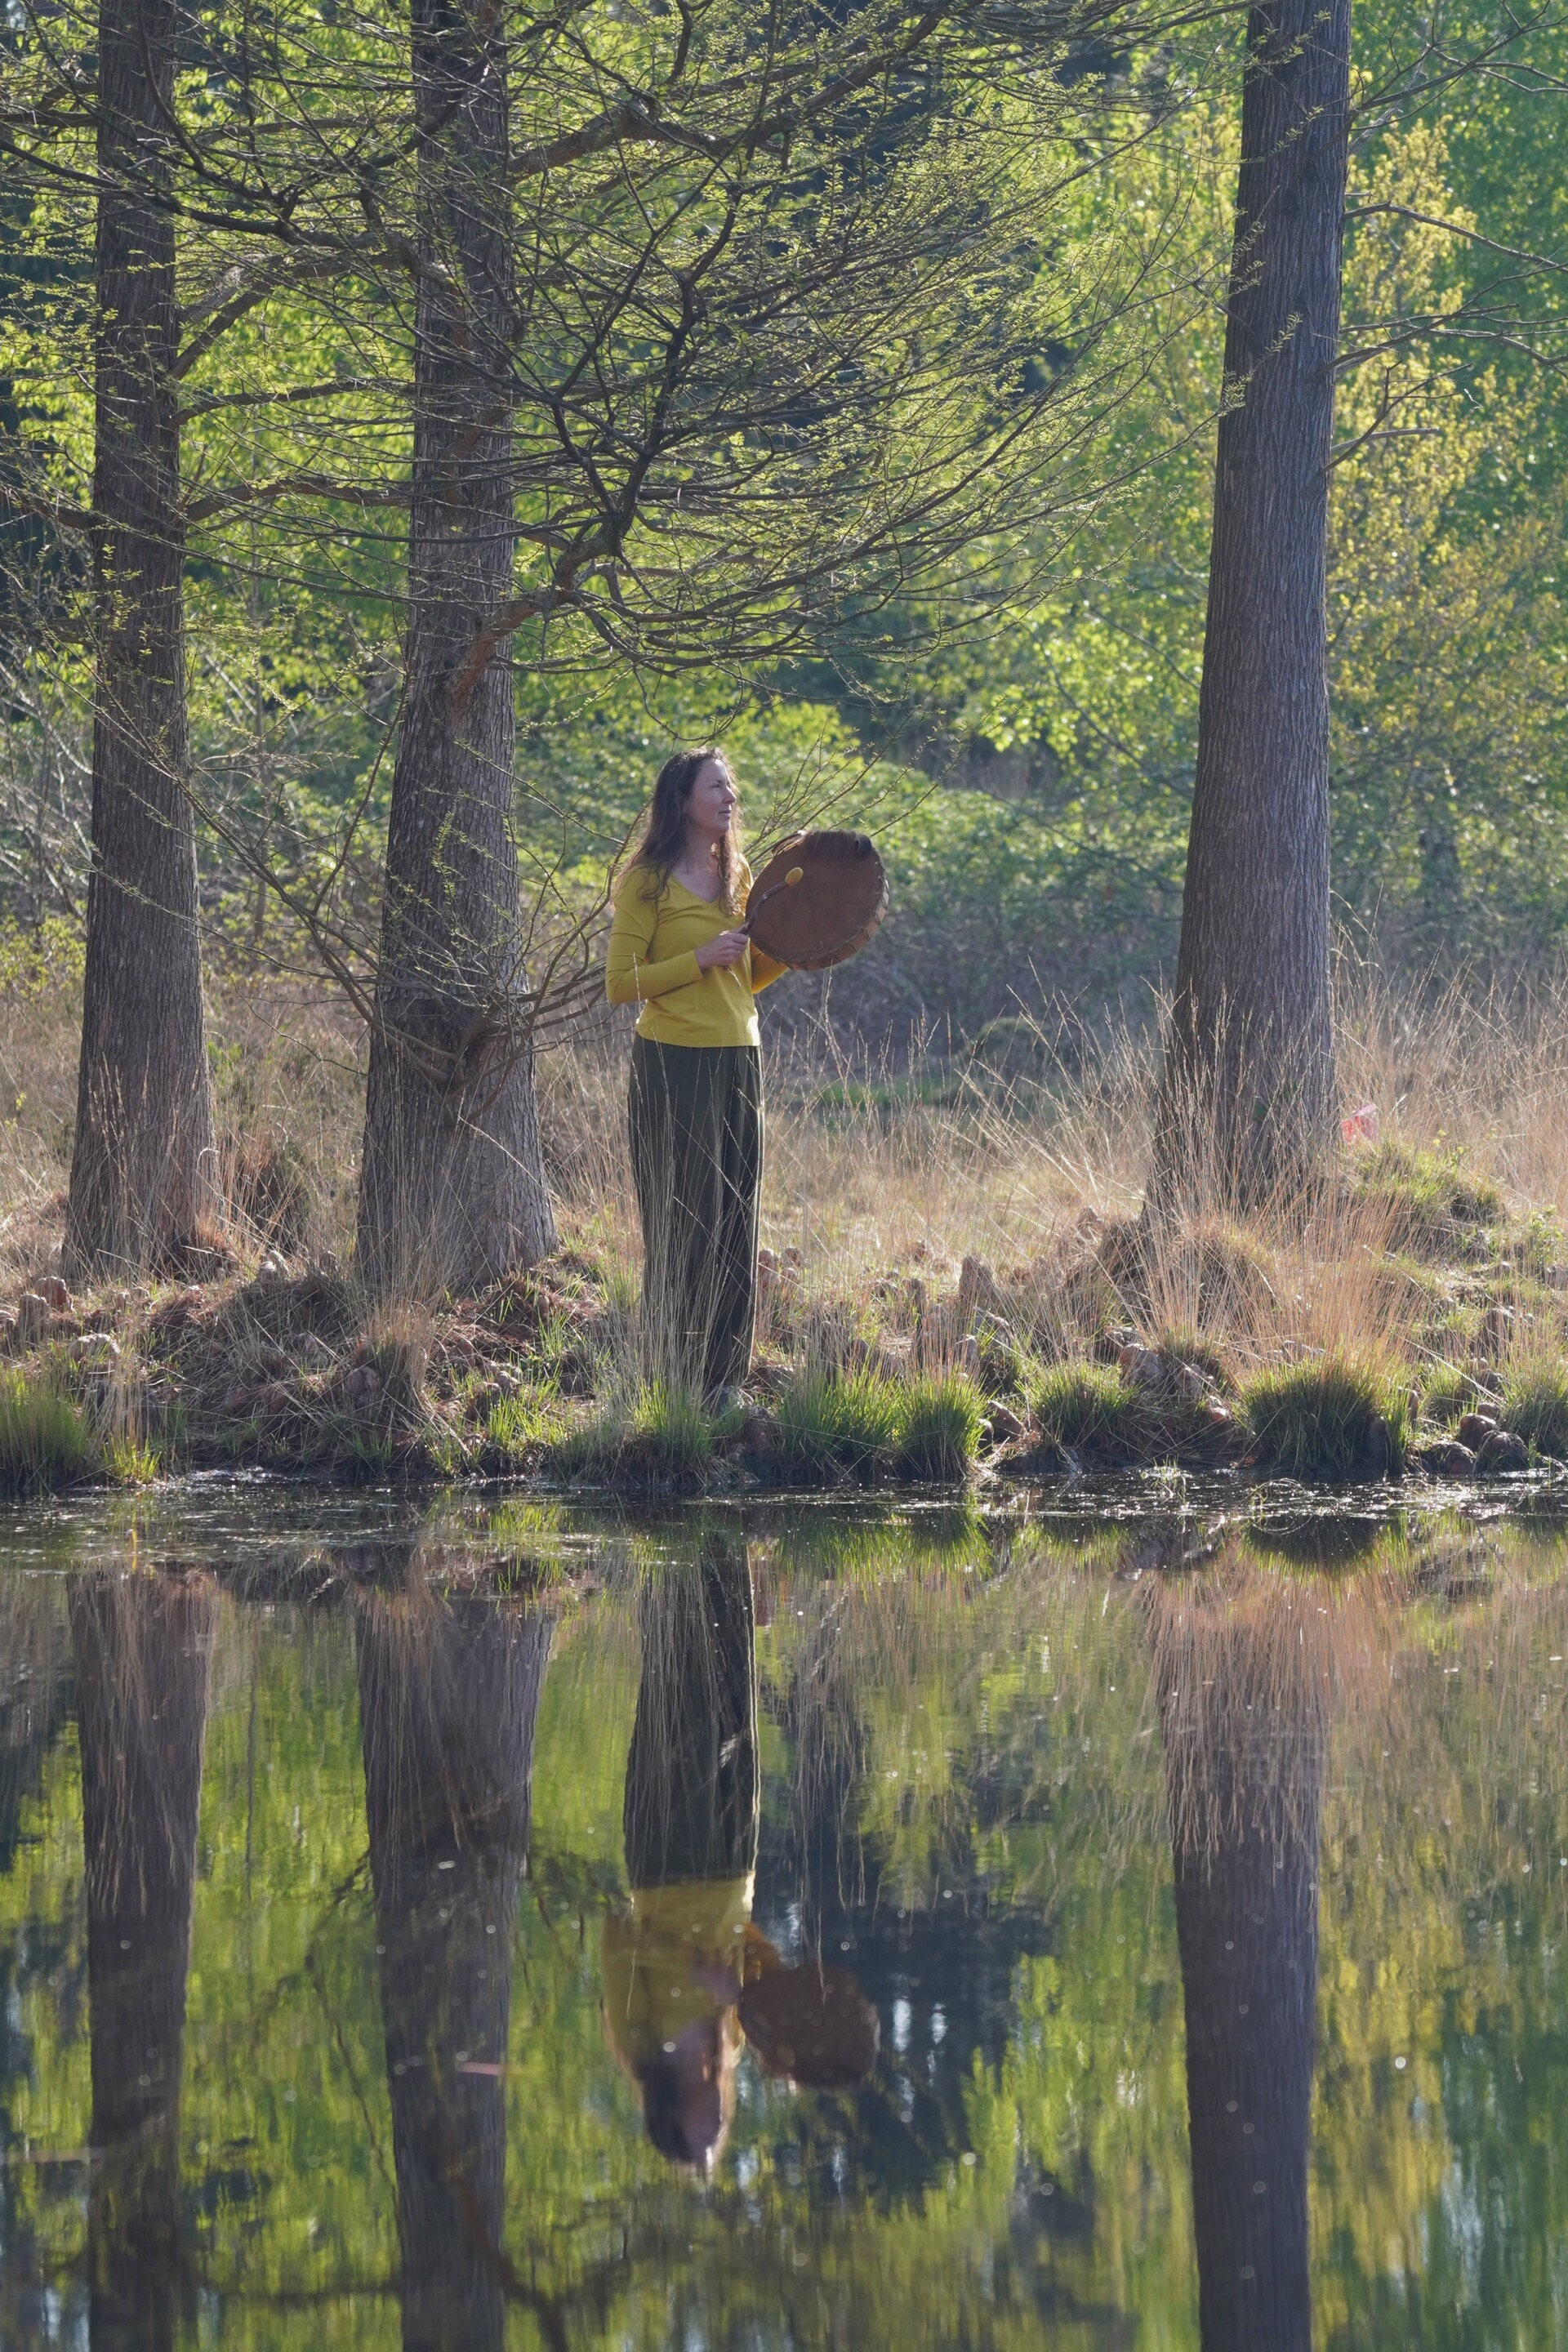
left=1030, top=1361, right=1134, bottom=1453
left=1419, top=1362, right=1477, bottom=1425
left=1351, top=1142, right=1504, bottom=1253
left=773, top=1366, right=902, bottom=1481
left=893, top=1372, right=986, bottom=1481
left=1499, top=1360, right=1568, bottom=1457
left=551, top=1380, right=716, bottom=1485
left=0, top=1369, right=96, bottom=1495
left=104, top=1435, right=160, bottom=1486
left=486, top=1384, right=561, bottom=1463
left=1242, top=1352, right=1412, bottom=1478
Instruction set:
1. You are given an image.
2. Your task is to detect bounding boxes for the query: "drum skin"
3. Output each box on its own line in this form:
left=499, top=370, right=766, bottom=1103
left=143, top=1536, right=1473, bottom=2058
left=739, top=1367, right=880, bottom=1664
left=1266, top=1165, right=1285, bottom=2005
left=746, top=830, right=889, bottom=971
left=737, top=1962, right=881, bottom=2088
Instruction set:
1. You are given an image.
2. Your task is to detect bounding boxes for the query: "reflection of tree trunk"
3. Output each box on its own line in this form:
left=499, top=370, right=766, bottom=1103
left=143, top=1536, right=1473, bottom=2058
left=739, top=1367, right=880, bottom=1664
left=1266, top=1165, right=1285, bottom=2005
left=1153, top=1591, right=1325, bottom=2352
left=623, top=1537, right=757, bottom=1891
left=357, top=1594, right=553, bottom=2352
left=71, top=1573, right=216, bottom=2352
left=0, top=1584, right=71, bottom=1873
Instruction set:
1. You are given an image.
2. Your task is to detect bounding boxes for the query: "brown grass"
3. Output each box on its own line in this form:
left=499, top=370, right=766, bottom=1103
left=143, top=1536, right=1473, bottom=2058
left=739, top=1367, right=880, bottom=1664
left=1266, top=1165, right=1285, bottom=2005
left=2, top=944, right=1568, bottom=1487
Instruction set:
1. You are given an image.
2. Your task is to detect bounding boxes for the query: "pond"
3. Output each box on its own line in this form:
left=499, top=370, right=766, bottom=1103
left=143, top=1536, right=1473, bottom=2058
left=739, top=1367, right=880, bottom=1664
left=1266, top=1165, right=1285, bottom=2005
left=2, top=1480, right=1567, bottom=2349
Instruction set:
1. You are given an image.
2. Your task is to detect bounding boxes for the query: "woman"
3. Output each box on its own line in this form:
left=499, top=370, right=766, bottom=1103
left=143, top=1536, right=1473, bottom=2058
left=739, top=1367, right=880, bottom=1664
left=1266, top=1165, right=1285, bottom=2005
left=605, top=748, right=786, bottom=1406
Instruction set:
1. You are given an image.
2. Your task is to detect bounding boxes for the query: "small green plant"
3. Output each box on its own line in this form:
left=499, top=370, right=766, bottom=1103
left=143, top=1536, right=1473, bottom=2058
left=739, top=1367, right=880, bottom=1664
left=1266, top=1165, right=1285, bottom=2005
left=1242, top=1352, right=1412, bottom=1478
left=0, top=1369, right=97, bottom=1494
left=893, top=1372, right=986, bottom=1481
left=487, top=1384, right=559, bottom=1462
left=1500, top=1360, right=1568, bottom=1457
left=1419, top=1361, right=1475, bottom=1426
left=104, top=1435, right=160, bottom=1486
left=773, top=1367, right=902, bottom=1481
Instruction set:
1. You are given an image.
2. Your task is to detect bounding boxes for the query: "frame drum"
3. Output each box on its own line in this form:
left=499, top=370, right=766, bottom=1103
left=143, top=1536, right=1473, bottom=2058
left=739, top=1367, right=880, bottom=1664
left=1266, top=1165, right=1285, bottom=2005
left=745, top=830, right=889, bottom=971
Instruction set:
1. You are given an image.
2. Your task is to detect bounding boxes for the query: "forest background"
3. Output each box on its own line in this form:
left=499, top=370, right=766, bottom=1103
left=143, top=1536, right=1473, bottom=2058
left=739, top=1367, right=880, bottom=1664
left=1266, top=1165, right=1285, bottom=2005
left=0, top=0, right=1566, bottom=1325
left=5, top=0, right=1566, bottom=1060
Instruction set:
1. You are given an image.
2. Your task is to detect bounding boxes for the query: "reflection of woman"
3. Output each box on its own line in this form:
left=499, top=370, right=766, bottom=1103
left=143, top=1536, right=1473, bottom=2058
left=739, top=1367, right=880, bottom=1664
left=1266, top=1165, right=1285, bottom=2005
left=605, top=749, right=788, bottom=1408
left=604, top=1539, right=877, bottom=2171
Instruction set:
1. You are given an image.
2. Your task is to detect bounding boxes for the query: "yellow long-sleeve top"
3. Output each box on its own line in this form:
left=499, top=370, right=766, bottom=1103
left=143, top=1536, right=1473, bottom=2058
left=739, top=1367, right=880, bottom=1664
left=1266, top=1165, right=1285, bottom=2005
left=605, top=858, right=787, bottom=1048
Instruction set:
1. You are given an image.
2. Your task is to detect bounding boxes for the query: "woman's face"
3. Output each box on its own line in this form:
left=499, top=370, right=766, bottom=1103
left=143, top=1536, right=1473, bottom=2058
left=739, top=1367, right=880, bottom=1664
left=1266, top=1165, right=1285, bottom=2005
left=684, top=758, right=737, bottom=841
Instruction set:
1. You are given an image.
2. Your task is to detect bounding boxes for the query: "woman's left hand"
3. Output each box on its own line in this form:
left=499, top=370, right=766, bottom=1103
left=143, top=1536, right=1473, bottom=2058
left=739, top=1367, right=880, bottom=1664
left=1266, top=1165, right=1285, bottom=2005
left=695, top=929, right=750, bottom=971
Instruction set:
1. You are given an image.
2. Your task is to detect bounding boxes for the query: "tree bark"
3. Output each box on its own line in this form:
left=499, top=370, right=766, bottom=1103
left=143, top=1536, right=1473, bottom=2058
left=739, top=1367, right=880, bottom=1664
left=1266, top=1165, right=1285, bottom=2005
left=354, top=0, right=555, bottom=1296
left=1152, top=1594, right=1325, bottom=2352
left=68, top=0, right=216, bottom=1275
left=357, top=1591, right=553, bottom=2352
left=71, top=1571, right=216, bottom=2352
left=1151, top=0, right=1351, bottom=1212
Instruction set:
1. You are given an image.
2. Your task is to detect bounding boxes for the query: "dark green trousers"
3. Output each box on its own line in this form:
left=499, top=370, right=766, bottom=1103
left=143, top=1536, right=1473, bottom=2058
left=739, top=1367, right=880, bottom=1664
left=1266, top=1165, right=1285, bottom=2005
left=629, top=1038, right=762, bottom=1401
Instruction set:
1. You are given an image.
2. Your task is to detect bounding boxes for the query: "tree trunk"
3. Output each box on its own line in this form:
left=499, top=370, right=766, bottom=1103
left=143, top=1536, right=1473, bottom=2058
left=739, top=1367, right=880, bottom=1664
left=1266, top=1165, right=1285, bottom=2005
left=357, top=1591, right=553, bottom=2352
left=71, top=1572, right=216, bottom=2352
left=354, top=0, right=555, bottom=1297
left=1152, top=1595, right=1325, bottom=2352
left=68, top=0, right=216, bottom=1275
left=1151, top=0, right=1351, bottom=1212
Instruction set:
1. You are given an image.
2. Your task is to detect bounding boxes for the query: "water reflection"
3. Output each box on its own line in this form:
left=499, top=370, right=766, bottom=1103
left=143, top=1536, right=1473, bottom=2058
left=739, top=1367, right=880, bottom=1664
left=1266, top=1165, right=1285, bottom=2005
left=73, top=1570, right=216, bottom=2351
left=1152, top=1571, right=1324, bottom=2352
left=355, top=1561, right=553, bottom=2352
left=605, top=1533, right=877, bottom=2171
left=1, top=1493, right=1567, bottom=2347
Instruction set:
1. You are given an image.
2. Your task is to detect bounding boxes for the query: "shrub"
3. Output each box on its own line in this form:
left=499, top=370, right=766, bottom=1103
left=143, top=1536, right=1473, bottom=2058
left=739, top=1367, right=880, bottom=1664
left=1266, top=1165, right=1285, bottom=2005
left=1242, top=1352, right=1412, bottom=1478
left=893, top=1373, right=987, bottom=1481
left=0, top=1369, right=97, bottom=1495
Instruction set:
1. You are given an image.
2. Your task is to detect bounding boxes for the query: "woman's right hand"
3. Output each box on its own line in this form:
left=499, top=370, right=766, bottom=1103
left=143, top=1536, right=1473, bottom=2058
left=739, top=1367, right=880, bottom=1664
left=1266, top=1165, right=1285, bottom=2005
left=695, top=929, right=750, bottom=971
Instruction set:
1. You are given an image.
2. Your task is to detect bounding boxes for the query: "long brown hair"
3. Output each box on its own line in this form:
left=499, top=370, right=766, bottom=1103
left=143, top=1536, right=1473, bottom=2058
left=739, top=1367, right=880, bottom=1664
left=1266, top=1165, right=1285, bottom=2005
left=630, top=747, right=743, bottom=915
